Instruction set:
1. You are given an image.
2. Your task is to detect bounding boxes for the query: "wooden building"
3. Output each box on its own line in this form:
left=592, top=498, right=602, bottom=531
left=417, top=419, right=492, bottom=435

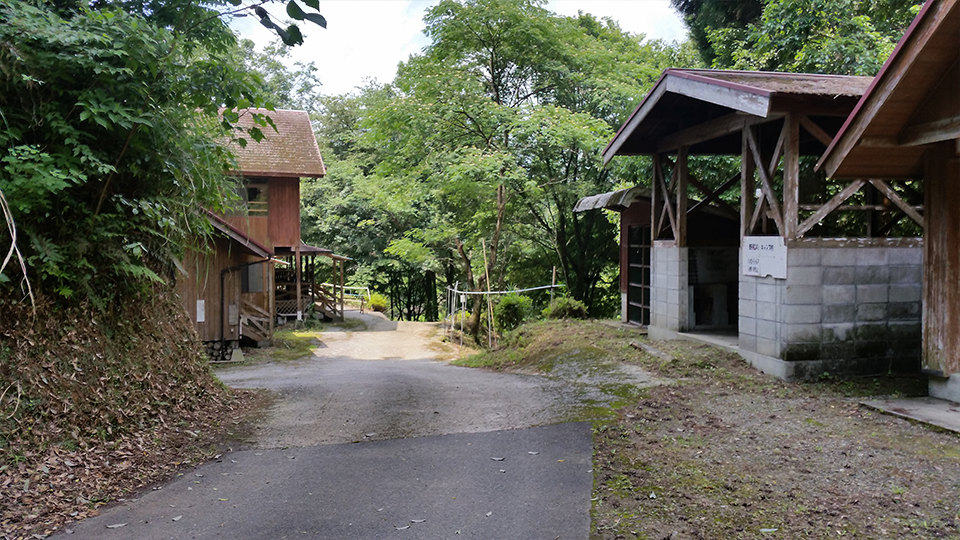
left=819, top=0, right=958, bottom=400
left=574, top=187, right=739, bottom=327
left=176, top=109, right=344, bottom=359
left=589, top=69, right=923, bottom=380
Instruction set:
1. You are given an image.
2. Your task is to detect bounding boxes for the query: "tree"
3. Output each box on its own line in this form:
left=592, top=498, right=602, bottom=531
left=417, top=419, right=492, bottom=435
left=0, top=0, right=290, bottom=304
left=334, top=0, right=681, bottom=332
left=681, top=0, right=923, bottom=74
left=670, top=0, right=764, bottom=66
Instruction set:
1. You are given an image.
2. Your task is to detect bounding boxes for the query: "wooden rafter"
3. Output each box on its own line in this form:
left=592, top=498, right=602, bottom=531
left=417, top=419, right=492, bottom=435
left=869, top=179, right=925, bottom=228
left=798, top=115, right=834, bottom=147
left=797, top=180, right=866, bottom=236
left=655, top=114, right=774, bottom=153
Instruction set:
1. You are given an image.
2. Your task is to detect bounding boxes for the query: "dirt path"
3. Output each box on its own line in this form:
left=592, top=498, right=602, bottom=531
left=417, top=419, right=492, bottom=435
left=216, top=310, right=652, bottom=448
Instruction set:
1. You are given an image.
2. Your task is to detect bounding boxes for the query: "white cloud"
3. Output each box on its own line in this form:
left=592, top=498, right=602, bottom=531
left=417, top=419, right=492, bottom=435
left=232, top=0, right=686, bottom=97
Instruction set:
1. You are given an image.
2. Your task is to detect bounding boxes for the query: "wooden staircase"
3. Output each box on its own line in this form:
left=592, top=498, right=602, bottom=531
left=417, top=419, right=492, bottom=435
left=240, top=299, right=272, bottom=345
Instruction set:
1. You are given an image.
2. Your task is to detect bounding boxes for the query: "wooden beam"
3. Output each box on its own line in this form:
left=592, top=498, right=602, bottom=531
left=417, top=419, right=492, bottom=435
left=783, top=115, right=800, bottom=240
left=741, top=127, right=755, bottom=238
left=797, top=180, right=866, bottom=236
left=898, top=115, right=960, bottom=146
left=676, top=146, right=689, bottom=246
left=798, top=115, right=834, bottom=147
left=799, top=203, right=921, bottom=212
left=657, top=154, right=678, bottom=239
left=651, top=154, right=659, bottom=238
left=869, top=179, right=925, bottom=228
left=746, top=127, right=785, bottom=234
left=748, top=195, right=768, bottom=236
left=689, top=172, right=740, bottom=218
left=655, top=113, right=772, bottom=153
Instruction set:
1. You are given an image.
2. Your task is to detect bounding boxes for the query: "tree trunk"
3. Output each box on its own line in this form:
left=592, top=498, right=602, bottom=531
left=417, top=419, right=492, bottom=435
left=455, top=238, right=483, bottom=340
left=424, top=270, right=438, bottom=322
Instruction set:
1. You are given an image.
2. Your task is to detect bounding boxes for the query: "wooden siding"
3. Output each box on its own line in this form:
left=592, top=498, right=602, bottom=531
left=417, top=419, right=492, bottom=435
left=922, top=143, right=960, bottom=375
left=269, top=177, right=300, bottom=247
left=175, top=236, right=270, bottom=343
left=223, top=215, right=271, bottom=250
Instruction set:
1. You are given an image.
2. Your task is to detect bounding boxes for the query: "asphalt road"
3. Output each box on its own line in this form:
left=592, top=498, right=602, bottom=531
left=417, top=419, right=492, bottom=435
left=52, top=312, right=598, bottom=539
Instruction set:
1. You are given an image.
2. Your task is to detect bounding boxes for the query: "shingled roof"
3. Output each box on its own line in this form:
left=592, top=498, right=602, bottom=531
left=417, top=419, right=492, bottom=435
left=225, top=108, right=326, bottom=178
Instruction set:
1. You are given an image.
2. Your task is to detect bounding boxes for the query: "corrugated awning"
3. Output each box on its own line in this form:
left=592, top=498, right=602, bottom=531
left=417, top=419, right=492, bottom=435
left=574, top=186, right=650, bottom=212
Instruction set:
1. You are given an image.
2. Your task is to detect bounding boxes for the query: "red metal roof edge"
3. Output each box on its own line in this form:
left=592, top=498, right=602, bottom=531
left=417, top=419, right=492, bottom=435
left=602, top=70, right=671, bottom=158
left=204, top=209, right=273, bottom=258
left=818, top=0, right=941, bottom=173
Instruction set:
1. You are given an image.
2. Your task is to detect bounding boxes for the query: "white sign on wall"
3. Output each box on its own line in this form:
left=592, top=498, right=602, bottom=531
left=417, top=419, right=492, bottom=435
left=196, top=300, right=206, bottom=323
left=742, top=236, right=787, bottom=279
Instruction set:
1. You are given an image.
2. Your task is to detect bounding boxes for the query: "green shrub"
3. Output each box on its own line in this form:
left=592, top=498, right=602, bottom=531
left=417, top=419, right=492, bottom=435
left=542, top=297, right=588, bottom=319
left=494, top=293, right=533, bottom=332
left=369, top=292, right=389, bottom=312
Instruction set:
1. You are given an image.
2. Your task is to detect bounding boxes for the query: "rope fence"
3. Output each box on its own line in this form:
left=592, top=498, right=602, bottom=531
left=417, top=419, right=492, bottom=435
left=443, top=282, right=565, bottom=347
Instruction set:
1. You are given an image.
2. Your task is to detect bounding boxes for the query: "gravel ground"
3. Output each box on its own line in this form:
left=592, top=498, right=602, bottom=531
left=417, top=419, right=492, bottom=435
left=215, top=310, right=656, bottom=447
left=591, top=339, right=960, bottom=540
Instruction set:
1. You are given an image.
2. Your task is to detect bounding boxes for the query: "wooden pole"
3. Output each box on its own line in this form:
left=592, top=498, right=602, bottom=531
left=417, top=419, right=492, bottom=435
left=783, top=114, right=800, bottom=240
left=551, top=266, right=556, bottom=302
left=741, top=125, right=755, bottom=238
left=268, top=259, right=275, bottom=340
left=676, top=146, right=689, bottom=246
left=481, top=239, right=495, bottom=349
left=339, top=258, right=345, bottom=320
left=295, top=244, right=302, bottom=321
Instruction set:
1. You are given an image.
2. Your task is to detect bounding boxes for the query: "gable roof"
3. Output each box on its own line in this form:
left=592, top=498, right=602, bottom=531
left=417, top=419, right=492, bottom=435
left=603, top=69, right=872, bottom=164
left=819, top=0, right=960, bottom=179
left=225, top=109, right=326, bottom=178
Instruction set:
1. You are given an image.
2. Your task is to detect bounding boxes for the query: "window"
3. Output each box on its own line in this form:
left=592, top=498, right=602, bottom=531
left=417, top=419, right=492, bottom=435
left=245, top=179, right=269, bottom=216
left=241, top=262, right=265, bottom=293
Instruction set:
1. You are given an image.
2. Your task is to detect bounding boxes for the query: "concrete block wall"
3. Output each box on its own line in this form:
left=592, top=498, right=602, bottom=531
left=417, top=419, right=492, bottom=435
left=651, top=243, right=688, bottom=333
left=738, top=243, right=922, bottom=379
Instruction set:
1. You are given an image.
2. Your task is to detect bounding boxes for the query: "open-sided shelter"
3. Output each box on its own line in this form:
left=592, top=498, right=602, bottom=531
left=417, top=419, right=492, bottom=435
left=819, top=0, right=958, bottom=400
left=177, top=109, right=345, bottom=359
left=592, top=69, right=923, bottom=380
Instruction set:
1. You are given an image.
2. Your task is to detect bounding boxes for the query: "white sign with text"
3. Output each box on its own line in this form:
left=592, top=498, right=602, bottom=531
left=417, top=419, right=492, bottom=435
left=742, top=236, right=787, bottom=279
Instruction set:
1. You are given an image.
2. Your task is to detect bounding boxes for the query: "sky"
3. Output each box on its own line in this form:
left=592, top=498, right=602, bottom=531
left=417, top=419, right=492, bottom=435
left=232, top=1, right=688, bottom=97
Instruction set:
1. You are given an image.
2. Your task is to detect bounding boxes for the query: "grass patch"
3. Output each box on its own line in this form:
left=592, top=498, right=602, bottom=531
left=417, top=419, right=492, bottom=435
left=451, top=319, right=642, bottom=373
left=270, top=330, right=321, bottom=361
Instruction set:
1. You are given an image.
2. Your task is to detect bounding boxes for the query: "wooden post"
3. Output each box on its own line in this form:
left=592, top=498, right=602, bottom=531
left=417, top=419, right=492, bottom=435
left=741, top=126, right=755, bottom=238
left=268, top=259, right=275, bottom=340
left=651, top=154, right=659, bottom=240
left=481, top=239, right=495, bottom=349
left=339, top=258, right=345, bottom=320
left=295, top=244, right=302, bottom=321
left=676, top=146, right=689, bottom=246
left=551, top=266, right=556, bottom=302
left=783, top=114, right=800, bottom=240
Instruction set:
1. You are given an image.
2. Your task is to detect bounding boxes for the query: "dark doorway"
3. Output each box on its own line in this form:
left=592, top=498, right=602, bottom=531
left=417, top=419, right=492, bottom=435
left=627, top=225, right=651, bottom=325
